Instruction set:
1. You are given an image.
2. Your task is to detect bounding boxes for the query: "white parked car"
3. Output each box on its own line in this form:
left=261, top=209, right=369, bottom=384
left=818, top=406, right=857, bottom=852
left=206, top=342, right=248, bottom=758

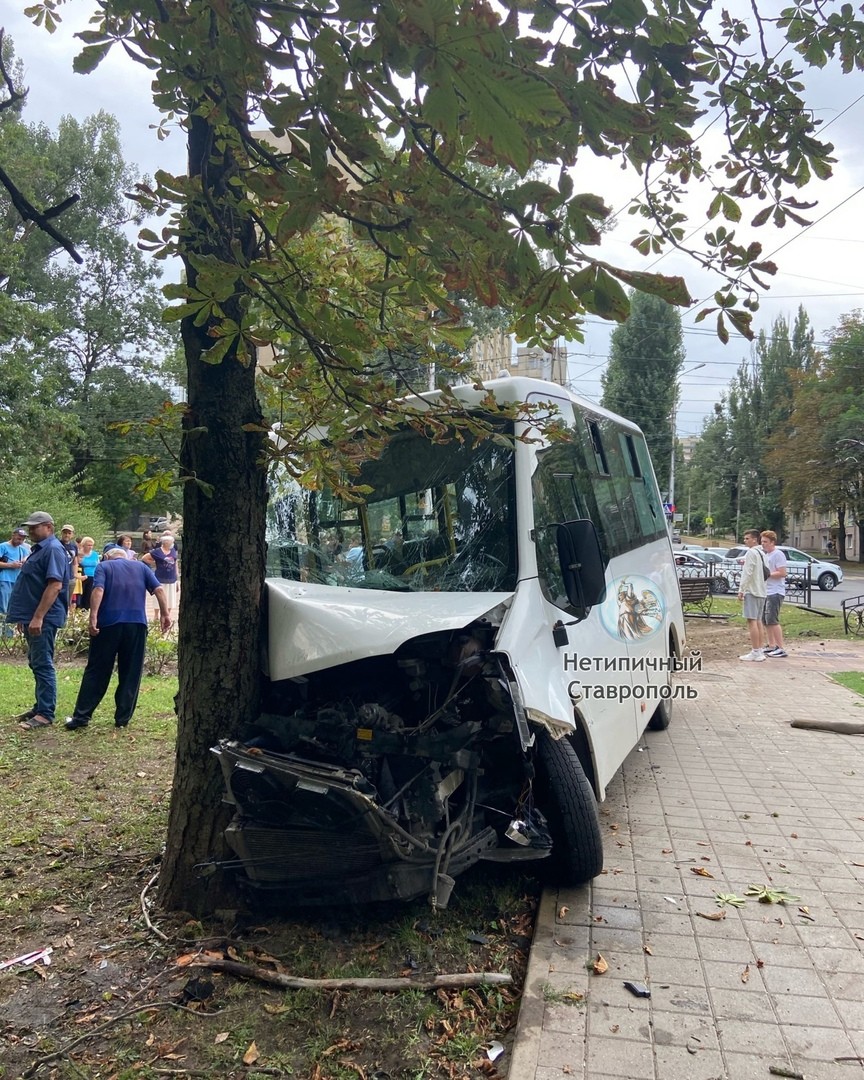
left=722, top=546, right=843, bottom=591
left=679, top=548, right=727, bottom=566
left=674, top=551, right=736, bottom=593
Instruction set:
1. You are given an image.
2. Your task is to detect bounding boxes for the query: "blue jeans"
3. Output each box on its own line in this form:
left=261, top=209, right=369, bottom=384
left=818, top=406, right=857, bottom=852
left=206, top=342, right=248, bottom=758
left=23, top=625, right=59, bottom=722
left=0, top=580, right=14, bottom=637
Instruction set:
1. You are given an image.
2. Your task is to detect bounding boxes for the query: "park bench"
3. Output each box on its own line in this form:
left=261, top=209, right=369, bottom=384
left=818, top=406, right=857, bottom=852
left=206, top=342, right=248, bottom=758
left=678, top=575, right=715, bottom=616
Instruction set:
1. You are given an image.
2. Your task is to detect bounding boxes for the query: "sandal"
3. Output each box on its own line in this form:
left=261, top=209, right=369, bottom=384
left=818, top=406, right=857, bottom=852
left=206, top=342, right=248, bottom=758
left=19, top=715, right=52, bottom=730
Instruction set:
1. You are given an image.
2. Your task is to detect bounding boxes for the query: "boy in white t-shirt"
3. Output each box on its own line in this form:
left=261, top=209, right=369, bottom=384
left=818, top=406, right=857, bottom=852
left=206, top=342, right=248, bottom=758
left=760, top=530, right=788, bottom=658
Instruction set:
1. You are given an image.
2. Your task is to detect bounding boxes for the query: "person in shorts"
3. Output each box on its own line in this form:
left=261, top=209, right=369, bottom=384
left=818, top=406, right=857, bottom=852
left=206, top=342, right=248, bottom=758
left=760, top=530, right=788, bottom=658
left=737, top=528, right=768, bottom=662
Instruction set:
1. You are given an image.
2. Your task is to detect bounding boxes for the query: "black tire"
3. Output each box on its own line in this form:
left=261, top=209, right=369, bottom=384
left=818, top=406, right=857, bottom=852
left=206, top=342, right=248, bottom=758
left=647, top=637, right=675, bottom=731
left=818, top=572, right=837, bottom=591
left=647, top=695, right=672, bottom=730
left=710, top=576, right=729, bottom=594
left=536, top=733, right=603, bottom=884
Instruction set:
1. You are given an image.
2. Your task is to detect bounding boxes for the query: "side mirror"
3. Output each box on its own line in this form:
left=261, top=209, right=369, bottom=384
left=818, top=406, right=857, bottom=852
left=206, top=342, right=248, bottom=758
left=556, top=519, right=607, bottom=615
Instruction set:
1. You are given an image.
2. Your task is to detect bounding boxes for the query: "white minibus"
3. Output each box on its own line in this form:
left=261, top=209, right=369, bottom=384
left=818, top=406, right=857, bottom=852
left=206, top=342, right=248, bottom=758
left=215, top=376, right=686, bottom=907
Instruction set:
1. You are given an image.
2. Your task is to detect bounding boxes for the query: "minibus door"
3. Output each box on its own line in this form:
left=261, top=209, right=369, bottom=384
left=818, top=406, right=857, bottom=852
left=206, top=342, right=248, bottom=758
left=613, top=569, right=673, bottom=734
left=542, top=519, right=642, bottom=793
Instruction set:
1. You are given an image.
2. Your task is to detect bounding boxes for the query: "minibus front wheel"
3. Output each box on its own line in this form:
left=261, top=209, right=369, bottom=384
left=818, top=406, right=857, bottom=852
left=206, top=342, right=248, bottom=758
left=536, top=733, right=604, bottom=885
left=648, top=696, right=672, bottom=731
left=647, top=634, right=677, bottom=731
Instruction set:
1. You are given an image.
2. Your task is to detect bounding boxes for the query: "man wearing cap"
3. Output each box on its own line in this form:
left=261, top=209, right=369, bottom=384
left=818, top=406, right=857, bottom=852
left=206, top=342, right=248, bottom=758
left=5, top=512, right=71, bottom=730
left=0, top=528, right=31, bottom=637
left=65, top=547, right=171, bottom=731
left=59, top=524, right=79, bottom=598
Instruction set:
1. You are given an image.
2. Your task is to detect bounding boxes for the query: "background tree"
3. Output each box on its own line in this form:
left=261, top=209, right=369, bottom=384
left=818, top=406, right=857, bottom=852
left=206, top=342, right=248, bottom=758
left=600, top=290, right=684, bottom=491
left=15, top=0, right=863, bottom=912
left=682, top=405, right=737, bottom=537
left=0, top=469, right=108, bottom=541
left=680, top=307, right=816, bottom=538
left=769, top=310, right=864, bottom=561
left=0, top=50, right=179, bottom=526
left=0, top=28, right=83, bottom=263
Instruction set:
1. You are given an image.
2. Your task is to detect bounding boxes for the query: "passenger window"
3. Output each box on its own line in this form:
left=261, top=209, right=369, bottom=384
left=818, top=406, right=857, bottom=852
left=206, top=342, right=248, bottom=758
left=622, top=434, right=642, bottom=478
left=532, top=445, right=590, bottom=614
left=620, top=432, right=662, bottom=541
left=586, top=419, right=610, bottom=474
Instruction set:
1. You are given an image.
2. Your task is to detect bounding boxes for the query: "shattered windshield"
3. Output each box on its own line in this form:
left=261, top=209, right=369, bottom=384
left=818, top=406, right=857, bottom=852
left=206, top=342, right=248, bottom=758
left=268, top=422, right=517, bottom=593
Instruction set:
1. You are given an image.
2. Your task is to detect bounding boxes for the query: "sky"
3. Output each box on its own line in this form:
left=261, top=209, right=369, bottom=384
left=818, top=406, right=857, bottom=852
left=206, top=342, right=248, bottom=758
left=4, top=4, right=864, bottom=441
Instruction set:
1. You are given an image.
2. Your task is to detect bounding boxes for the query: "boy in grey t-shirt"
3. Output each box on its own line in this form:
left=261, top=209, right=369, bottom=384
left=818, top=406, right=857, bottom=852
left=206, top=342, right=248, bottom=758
left=738, top=529, right=768, bottom=662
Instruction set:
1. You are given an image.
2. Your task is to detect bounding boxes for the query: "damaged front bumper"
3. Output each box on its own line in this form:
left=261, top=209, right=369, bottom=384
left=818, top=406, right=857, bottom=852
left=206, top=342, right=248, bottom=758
left=213, top=742, right=502, bottom=907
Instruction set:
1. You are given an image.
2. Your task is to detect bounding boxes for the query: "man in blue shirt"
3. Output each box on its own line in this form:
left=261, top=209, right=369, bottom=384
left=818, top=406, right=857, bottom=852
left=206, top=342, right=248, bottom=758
left=65, top=547, right=171, bottom=731
left=0, top=528, right=31, bottom=637
left=6, top=511, right=70, bottom=730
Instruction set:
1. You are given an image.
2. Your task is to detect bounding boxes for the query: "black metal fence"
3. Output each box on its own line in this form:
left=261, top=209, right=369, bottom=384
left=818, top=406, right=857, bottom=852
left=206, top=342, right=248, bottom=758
left=677, top=562, right=813, bottom=607
left=842, top=594, right=864, bottom=636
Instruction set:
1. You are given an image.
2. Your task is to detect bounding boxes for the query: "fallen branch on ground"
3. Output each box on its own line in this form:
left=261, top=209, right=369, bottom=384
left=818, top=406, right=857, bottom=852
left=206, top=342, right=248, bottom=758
left=790, top=718, right=864, bottom=735
left=192, top=957, right=511, bottom=991
left=141, top=870, right=170, bottom=942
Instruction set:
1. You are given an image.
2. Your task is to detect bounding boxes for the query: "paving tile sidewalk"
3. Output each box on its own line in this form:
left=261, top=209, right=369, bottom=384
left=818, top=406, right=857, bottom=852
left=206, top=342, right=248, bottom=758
left=511, top=646, right=864, bottom=1080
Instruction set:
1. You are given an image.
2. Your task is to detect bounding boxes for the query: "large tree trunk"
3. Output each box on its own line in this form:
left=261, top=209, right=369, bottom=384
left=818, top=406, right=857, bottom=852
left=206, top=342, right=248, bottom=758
left=837, top=506, right=847, bottom=562
left=159, top=111, right=267, bottom=914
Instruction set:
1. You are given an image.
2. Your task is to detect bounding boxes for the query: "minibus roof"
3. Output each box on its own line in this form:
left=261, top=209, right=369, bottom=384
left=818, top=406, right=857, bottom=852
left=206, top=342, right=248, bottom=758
left=411, top=374, right=643, bottom=435
left=270, top=375, right=643, bottom=450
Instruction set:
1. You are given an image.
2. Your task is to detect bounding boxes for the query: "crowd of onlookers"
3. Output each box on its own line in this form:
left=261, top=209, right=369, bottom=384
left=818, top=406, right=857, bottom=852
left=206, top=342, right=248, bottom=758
left=64, top=528, right=180, bottom=619
left=1, top=522, right=180, bottom=630
left=2, top=512, right=178, bottom=733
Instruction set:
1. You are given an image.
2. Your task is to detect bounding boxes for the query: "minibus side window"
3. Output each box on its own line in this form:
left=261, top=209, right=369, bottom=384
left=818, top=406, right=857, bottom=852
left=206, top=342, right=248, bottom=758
left=573, top=410, right=667, bottom=557
left=598, top=420, right=640, bottom=547
left=532, top=445, right=588, bottom=614
left=632, top=436, right=667, bottom=538
left=620, top=432, right=664, bottom=541
left=585, top=418, right=610, bottom=474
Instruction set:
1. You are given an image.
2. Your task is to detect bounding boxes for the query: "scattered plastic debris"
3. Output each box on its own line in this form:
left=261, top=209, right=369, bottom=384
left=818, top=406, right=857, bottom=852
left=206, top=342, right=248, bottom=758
left=0, top=946, right=53, bottom=971
left=487, top=1040, right=505, bottom=1062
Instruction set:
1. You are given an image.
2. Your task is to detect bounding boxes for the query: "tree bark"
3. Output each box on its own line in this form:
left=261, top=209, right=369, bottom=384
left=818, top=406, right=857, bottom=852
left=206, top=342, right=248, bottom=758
left=158, top=109, right=267, bottom=914
left=837, top=506, right=847, bottom=562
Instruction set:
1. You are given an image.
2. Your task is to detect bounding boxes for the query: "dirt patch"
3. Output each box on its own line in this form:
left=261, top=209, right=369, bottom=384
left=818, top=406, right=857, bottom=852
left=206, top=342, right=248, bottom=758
left=0, top=864, right=536, bottom=1079
left=683, top=615, right=749, bottom=661
left=683, top=611, right=864, bottom=666
left=0, top=766, right=534, bottom=1078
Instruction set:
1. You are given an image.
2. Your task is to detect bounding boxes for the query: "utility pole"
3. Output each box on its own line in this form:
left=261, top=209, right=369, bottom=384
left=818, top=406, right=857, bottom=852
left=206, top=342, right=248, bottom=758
left=668, top=363, right=705, bottom=518
left=735, top=469, right=742, bottom=542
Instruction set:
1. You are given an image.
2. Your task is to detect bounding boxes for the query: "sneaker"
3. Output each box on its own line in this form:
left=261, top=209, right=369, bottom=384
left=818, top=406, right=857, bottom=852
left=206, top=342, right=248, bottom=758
left=65, top=716, right=89, bottom=731
left=769, top=649, right=788, bottom=658
left=763, top=646, right=780, bottom=656
left=739, top=650, right=766, bottom=662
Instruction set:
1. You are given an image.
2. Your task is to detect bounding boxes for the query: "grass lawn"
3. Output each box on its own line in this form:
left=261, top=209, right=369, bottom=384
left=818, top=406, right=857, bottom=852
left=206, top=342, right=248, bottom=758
left=0, top=660, right=178, bottom=872
left=830, top=671, right=864, bottom=697
left=704, top=597, right=851, bottom=640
